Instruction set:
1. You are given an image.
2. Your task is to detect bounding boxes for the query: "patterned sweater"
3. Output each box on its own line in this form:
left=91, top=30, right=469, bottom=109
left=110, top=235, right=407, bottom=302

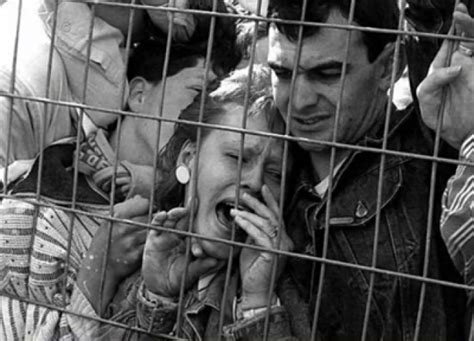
left=0, top=197, right=106, bottom=340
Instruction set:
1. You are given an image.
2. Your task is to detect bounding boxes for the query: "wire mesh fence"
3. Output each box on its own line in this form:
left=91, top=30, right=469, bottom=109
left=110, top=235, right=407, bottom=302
left=0, top=0, right=473, bottom=340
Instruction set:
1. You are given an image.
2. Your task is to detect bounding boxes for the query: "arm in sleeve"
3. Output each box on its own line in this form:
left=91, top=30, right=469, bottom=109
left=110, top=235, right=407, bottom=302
left=0, top=64, right=76, bottom=168
left=0, top=71, right=44, bottom=167
left=68, top=276, right=178, bottom=340
left=440, top=133, right=474, bottom=287
left=0, top=200, right=100, bottom=340
left=223, top=304, right=296, bottom=341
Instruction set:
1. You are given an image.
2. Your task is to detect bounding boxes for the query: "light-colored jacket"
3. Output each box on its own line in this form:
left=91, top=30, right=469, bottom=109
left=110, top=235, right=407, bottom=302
left=0, top=0, right=126, bottom=167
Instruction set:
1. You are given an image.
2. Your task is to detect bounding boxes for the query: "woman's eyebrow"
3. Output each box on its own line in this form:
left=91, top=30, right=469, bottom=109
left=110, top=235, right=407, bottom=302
left=229, top=144, right=265, bottom=159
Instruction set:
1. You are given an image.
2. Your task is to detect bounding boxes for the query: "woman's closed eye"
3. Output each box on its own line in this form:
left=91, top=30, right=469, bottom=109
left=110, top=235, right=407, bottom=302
left=226, top=152, right=249, bottom=164
left=307, top=68, right=342, bottom=82
left=226, top=152, right=239, bottom=161
left=265, top=167, right=282, bottom=182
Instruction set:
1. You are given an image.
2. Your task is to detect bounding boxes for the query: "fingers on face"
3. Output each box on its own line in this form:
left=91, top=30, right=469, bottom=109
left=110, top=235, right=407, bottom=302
left=232, top=213, right=274, bottom=249
left=231, top=208, right=293, bottom=252
left=151, top=208, right=190, bottom=231
left=169, top=207, right=191, bottom=231
left=167, top=207, right=189, bottom=221
left=238, top=191, right=274, bottom=221
left=261, top=184, right=280, bottom=217
left=152, top=210, right=168, bottom=225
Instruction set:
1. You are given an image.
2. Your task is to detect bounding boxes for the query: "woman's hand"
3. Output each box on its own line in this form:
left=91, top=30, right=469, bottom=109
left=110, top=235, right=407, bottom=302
left=231, top=185, right=293, bottom=309
left=142, top=207, right=220, bottom=298
left=77, top=196, right=149, bottom=315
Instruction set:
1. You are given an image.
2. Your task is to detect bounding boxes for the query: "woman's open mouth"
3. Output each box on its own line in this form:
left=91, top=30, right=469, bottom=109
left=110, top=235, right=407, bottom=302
left=215, top=200, right=249, bottom=242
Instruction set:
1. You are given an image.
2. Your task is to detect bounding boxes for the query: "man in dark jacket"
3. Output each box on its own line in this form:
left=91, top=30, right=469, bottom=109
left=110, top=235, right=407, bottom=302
left=267, top=0, right=471, bottom=339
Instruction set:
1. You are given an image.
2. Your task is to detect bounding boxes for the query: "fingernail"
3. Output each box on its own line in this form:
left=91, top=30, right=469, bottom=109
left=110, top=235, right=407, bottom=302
left=230, top=208, right=237, bottom=215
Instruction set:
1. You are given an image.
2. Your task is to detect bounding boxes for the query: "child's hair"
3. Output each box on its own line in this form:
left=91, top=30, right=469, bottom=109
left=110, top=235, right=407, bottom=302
left=155, top=65, right=285, bottom=210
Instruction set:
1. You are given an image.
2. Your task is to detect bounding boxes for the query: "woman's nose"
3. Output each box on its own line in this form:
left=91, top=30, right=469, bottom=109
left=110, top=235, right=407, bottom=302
left=240, top=166, right=264, bottom=195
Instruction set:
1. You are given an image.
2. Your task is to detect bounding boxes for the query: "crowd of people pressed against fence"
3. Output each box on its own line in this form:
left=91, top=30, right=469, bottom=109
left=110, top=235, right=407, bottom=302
left=0, top=0, right=473, bottom=339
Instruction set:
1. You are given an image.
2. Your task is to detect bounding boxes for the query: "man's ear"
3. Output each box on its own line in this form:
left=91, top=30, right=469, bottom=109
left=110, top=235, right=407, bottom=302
left=128, top=77, right=148, bottom=113
left=374, top=42, right=407, bottom=91
left=176, top=140, right=196, bottom=168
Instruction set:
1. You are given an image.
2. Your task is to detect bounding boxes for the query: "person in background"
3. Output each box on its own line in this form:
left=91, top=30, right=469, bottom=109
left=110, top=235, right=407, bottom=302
left=234, top=19, right=269, bottom=70
left=0, top=0, right=236, bottom=168
left=229, top=0, right=269, bottom=70
left=77, top=38, right=239, bottom=202
left=417, top=2, right=474, bottom=338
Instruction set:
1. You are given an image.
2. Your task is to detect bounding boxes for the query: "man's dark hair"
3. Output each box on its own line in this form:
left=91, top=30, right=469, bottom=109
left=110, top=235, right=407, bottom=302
left=268, top=0, right=400, bottom=62
left=140, top=0, right=241, bottom=77
left=127, top=40, right=209, bottom=83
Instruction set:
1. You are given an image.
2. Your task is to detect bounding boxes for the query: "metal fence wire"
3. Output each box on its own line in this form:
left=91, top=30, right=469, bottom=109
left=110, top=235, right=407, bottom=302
left=0, top=0, right=473, bottom=340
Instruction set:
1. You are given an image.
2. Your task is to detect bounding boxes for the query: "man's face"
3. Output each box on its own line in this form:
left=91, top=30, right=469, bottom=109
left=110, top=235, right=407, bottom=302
left=268, top=9, right=388, bottom=152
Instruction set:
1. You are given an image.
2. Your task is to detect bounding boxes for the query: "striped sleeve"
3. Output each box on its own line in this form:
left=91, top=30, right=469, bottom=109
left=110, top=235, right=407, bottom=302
left=440, top=134, right=474, bottom=288
left=0, top=198, right=103, bottom=340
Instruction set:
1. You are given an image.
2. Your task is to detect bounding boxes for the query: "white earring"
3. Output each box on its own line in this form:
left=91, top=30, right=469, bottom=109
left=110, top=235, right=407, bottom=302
left=175, top=165, right=190, bottom=184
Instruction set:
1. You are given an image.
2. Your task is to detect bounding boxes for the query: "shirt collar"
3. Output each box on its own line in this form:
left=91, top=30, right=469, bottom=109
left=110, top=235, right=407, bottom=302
left=292, top=104, right=414, bottom=199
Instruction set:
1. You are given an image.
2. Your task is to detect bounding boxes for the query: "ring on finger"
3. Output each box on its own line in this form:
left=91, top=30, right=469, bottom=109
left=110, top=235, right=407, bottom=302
left=458, top=43, right=474, bottom=58
left=268, top=226, right=279, bottom=239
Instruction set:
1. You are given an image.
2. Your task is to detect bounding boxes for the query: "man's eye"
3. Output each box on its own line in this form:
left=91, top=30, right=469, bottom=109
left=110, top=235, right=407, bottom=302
left=308, top=69, right=342, bottom=81
left=322, top=69, right=342, bottom=78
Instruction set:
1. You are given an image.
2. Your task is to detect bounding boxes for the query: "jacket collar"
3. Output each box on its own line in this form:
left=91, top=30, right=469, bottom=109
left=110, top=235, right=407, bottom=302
left=289, top=105, right=413, bottom=229
left=182, top=270, right=237, bottom=340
